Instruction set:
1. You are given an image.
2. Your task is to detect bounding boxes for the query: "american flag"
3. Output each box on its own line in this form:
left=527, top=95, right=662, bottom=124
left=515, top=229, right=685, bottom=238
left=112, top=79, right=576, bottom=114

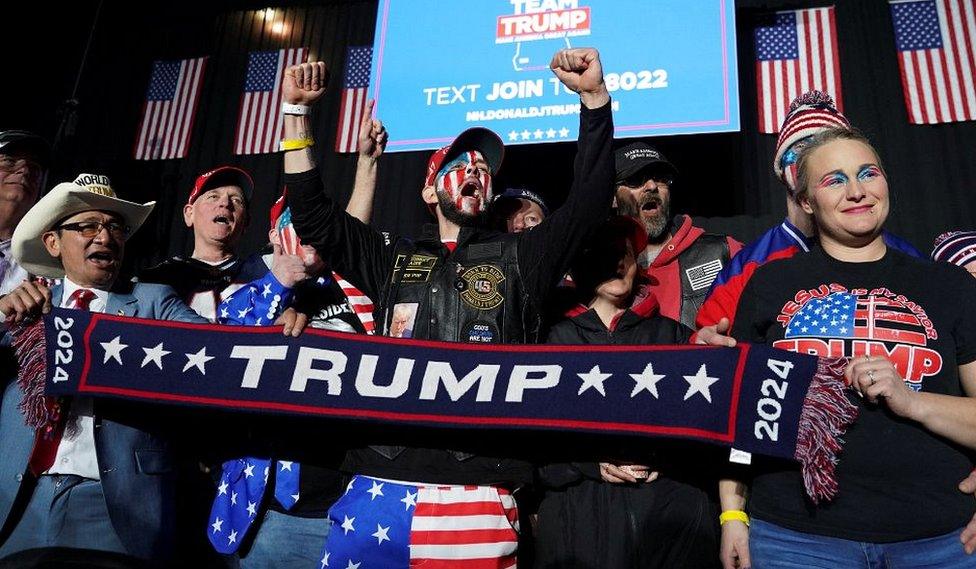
left=784, top=292, right=928, bottom=346
left=133, top=57, right=207, bottom=160
left=685, top=259, right=724, bottom=292
left=889, top=0, right=976, bottom=124
left=335, top=274, right=375, bottom=334
left=271, top=197, right=375, bottom=334
left=335, top=46, right=373, bottom=153
left=754, top=7, right=843, bottom=133
left=322, top=475, right=518, bottom=568
left=208, top=454, right=300, bottom=554
left=233, top=48, right=308, bottom=155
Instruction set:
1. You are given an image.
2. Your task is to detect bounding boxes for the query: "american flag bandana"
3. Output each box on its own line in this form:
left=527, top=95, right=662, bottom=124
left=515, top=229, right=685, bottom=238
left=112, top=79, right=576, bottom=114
left=207, top=457, right=302, bottom=554
left=270, top=196, right=376, bottom=334
left=320, top=475, right=518, bottom=568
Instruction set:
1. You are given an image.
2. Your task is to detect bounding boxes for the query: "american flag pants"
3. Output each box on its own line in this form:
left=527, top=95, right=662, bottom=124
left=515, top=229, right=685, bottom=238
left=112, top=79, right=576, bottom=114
left=320, top=475, right=519, bottom=568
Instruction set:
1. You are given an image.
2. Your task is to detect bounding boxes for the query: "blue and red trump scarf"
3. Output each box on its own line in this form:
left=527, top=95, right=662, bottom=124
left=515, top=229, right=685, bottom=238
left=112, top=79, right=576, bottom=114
left=16, top=307, right=855, bottom=502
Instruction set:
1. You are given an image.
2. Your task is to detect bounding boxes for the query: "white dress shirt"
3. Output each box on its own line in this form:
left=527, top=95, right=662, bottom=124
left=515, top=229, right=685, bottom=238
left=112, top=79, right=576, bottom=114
left=47, top=278, right=110, bottom=479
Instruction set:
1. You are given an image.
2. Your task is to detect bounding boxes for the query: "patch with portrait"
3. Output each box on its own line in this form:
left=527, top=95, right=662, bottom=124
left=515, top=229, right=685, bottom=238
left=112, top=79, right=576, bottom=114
left=388, top=302, right=419, bottom=338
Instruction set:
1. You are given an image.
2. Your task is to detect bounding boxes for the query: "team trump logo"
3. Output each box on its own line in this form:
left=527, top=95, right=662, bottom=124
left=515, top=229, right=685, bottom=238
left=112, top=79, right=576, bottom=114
left=496, top=0, right=592, bottom=44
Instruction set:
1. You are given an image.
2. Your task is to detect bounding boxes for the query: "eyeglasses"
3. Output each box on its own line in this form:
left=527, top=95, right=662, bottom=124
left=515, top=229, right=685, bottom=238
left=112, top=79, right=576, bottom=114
left=57, top=221, right=130, bottom=239
left=620, top=173, right=673, bottom=189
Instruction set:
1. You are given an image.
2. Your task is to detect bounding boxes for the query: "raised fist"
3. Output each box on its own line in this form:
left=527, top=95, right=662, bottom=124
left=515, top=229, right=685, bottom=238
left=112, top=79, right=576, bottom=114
left=550, top=48, right=609, bottom=108
left=283, top=61, right=329, bottom=106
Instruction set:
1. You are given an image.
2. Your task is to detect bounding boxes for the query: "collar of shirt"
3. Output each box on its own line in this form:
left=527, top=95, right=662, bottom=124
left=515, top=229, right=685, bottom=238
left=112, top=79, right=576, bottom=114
left=61, top=277, right=110, bottom=313
left=0, top=239, right=10, bottom=259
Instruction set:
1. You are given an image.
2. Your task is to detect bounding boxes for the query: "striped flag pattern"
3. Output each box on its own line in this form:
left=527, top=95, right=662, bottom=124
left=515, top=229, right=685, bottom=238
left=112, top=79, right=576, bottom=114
left=754, top=7, right=843, bottom=133
left=133, top=57, right=207, bottom=160
left=335, top=46, right=373, bottom=153
left=234, top=48, right=308, bottom=155
left=335, top=273, right=375, bottom=334
left=890, top=0, right=976, bottom=124
left=322, top=476, right=518, bottom=568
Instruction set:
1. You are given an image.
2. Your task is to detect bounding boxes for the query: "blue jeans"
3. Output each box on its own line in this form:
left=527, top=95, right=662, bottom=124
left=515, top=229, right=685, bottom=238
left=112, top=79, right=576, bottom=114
left=238, top=509, right=330, bottom=569
left=0, top=475, right=126, bottom=558
left=751, top=518, right=976, bottom=568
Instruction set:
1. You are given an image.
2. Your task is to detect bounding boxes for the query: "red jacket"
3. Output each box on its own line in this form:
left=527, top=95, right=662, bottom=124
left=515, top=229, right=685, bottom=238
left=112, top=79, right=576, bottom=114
left=639, top=215, right=742, bottom=329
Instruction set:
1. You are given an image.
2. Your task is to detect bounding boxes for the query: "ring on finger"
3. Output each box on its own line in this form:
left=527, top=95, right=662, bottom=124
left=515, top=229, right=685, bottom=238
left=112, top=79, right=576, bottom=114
left=868, top=369, right=876, bottom=386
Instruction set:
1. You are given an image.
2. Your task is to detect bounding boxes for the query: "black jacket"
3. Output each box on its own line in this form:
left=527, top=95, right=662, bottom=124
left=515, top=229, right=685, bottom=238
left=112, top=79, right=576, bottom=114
left=285, top=102, right=615, bottom=485
left=535, top=298, right=719, bottom=569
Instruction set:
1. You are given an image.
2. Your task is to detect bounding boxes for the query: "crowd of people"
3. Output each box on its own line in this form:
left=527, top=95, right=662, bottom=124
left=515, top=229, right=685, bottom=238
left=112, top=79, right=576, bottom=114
left=0, top=47, right=975, bottom=569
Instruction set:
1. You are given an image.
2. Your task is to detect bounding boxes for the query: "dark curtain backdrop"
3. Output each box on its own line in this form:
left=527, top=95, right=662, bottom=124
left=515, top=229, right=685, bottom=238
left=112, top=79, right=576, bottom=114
left=4, top=0, right=975, bottom=276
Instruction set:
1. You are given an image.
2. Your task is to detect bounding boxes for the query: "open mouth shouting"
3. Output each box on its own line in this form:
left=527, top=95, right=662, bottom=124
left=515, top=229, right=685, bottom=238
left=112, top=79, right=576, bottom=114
left=456, top=179, right=487, bottom=213
left=86, top=248, right=119, bottom=270
left=639, top=194, right=663, bottom=219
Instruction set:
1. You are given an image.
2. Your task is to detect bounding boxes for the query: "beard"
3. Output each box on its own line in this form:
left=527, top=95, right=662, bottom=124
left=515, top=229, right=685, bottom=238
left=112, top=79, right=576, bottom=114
left=638, top=192, right=671, bottom=242
left=436, top=188, right=484, bottom=228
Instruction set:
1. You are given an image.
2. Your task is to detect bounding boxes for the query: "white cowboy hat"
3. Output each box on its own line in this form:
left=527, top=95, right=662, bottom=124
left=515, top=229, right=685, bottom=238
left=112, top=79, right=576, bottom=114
left=12, top=173, right=155, bottom=278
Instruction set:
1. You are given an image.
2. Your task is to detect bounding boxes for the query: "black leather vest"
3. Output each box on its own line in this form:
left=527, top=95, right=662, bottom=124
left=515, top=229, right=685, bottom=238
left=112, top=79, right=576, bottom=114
left=370, top=229, right=541, bottom=464
left=378, top=230, right=541, bottom=345
left=677, top=233, right=732, bottom=330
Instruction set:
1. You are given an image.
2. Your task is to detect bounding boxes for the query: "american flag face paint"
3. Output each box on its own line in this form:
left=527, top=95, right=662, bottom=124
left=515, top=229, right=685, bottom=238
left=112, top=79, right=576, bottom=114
left=435, top=151, right=492, bottom=216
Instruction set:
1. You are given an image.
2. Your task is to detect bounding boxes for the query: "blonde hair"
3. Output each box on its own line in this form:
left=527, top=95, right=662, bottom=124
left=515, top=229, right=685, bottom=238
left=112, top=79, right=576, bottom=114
left=795, top=127, right=885, bottom=199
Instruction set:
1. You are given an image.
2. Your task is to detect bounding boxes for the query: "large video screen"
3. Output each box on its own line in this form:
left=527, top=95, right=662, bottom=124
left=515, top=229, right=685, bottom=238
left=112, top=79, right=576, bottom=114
left=370, top=0, right=739, bottom=152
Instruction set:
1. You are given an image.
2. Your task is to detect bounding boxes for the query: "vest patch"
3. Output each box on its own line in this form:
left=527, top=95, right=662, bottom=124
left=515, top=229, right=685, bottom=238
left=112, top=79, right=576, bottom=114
left=461, top=319, right=500, bottom=343
left=685, top=259, right=723, bottom=291
left=394, top=254, right=438, bottom=283
left=457, top=264, right=506, bottom=310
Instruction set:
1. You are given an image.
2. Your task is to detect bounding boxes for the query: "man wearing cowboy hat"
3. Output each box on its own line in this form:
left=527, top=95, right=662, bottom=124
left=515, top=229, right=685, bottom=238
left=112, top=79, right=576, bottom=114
left=0, top=173, right=207, bottom=561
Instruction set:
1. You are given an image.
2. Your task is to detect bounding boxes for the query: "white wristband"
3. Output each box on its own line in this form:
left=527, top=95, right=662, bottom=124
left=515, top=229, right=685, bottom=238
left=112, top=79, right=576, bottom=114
left=282, top=103, right=311, bottom=116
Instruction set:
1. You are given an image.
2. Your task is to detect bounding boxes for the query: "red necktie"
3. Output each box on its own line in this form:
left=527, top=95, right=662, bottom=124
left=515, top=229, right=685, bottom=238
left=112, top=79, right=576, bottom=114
left=27, top=288, right=97, bottom=476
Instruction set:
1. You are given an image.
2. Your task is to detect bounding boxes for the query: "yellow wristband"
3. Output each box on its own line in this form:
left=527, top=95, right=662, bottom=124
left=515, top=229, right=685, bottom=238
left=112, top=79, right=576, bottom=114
left=719, top=510, right=749, bottom=526
left=279, top=137, right=314, bottom=151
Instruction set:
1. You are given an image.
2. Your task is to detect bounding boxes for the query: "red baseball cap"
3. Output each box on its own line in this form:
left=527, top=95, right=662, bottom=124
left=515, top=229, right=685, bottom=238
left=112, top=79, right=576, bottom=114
left=188, top=166, right=254, bottom=205
left=424, top=127, right=504, bottom=187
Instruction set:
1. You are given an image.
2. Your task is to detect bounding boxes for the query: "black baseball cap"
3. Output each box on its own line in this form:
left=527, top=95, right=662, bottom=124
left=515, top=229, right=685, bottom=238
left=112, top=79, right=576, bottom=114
left=493, top=187, right=549, bottom=216
left=614, top=142, right=678, bottom=184
left=0, top=130, right=51, bottom=168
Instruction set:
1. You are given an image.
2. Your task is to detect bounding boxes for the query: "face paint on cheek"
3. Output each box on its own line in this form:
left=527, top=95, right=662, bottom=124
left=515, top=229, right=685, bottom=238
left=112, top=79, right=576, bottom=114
left=437, top=151, right=491, bottom=215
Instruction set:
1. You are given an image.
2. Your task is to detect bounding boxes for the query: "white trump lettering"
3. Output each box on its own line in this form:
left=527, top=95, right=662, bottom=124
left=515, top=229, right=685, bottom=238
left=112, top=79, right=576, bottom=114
left=505, top=365, right=561, bottom=402
left=355, top=355, right=413, bottom=398
left=419, top=362, right=500, bottom=402
left=230, top=345, right=288, bottom=389
left=290, top=347, right=346, bottom=395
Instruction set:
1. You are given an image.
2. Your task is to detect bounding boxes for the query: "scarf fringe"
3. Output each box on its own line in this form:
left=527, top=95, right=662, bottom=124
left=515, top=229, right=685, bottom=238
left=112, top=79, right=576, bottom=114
left=794, top=356, right=858, bottom=504
left=13, top=318, right=51, bottom=429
